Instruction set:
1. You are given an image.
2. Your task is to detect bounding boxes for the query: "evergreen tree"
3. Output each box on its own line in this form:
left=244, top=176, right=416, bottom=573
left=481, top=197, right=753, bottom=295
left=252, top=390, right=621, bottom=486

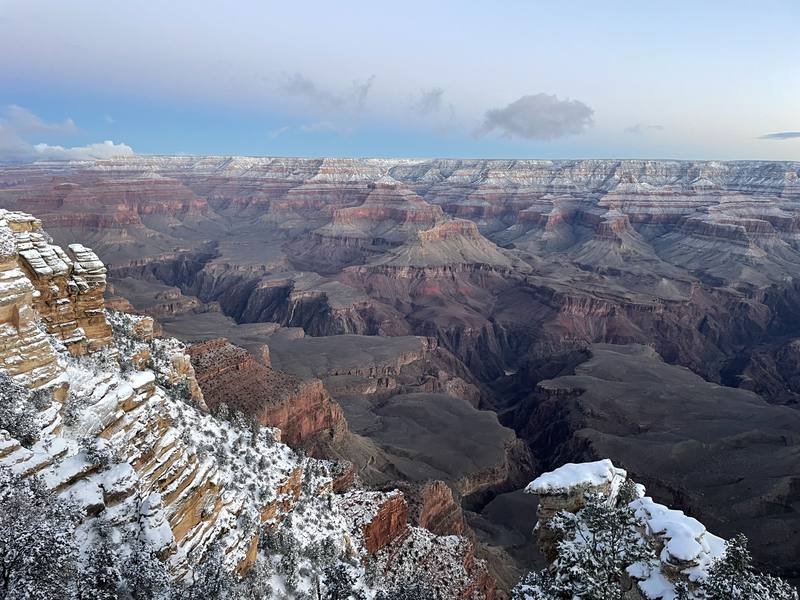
left=375, top=583, right=437, bottom=600
left=673, top=581, right=691, bottom=600
left=184, top=545, right=235, bottom=600
left=281, top=546, right=299, bottom=593
left=322, top=563, right=365, bottom=600
left=704, top=534, right=798, bottom=600
left=235, top=555, right=274, bottom=600
left=546, top=493, right=654, bottom=600
left=80, top=521, right=122, bottom=600
left=0, top=469, right=81, bottom=600
left=511, top=570, right=557, bottom=600
left=120, top=538, right=174, bottom=600
left=0, top=370, right=39, bottom=447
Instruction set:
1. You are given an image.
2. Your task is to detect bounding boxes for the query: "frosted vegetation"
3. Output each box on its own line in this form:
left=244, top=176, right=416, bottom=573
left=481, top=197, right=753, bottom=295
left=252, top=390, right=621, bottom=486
left=513, top=479, right=798, bottom=600
left=0, top=311, right=430, bottom=599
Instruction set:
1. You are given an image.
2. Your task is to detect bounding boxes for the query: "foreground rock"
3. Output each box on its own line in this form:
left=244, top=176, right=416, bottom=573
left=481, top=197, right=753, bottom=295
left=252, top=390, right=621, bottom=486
left=525, top=460, right=729, bottom=600
left=0, top=210, right=499, bottom=598
left=516, top=344, right=800, bottom=581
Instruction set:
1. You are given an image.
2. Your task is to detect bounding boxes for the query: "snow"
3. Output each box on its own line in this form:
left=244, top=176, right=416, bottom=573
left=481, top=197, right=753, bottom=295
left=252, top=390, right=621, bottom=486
left=631, top=495, right=723, bottom=567
left=631, top=563, right=679, bottom=600
left=526, top=459, right=627, bottom=494
left=128, top=370, right=155, bottom=389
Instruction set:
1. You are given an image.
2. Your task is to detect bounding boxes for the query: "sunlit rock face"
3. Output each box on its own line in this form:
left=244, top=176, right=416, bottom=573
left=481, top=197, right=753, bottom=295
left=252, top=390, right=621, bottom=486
left=0, top=209, right=112, bottom=388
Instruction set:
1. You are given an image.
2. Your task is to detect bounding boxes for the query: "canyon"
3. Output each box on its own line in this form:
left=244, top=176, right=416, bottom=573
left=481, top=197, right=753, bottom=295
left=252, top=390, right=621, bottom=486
left=1, top=156, right=800, bottom=589
left=0, top=209, right=497, bottom=598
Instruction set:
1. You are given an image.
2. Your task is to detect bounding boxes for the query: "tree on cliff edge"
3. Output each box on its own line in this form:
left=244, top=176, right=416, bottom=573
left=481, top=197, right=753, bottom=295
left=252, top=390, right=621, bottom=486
left=0, top=469, right=81, bottom=600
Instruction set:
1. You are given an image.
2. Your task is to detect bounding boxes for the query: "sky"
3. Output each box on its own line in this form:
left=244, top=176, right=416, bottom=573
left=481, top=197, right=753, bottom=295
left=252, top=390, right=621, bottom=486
left=0, top=0, right=798, bottom=161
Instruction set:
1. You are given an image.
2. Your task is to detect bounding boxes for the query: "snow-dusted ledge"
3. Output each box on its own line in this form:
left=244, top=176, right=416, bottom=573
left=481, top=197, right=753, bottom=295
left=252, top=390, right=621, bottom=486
left=526, top=459, right=627, bottom=496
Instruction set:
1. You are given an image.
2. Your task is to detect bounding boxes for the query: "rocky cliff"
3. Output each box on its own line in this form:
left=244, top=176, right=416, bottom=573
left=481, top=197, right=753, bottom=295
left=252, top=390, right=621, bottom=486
left=516, top=344, right=800, bottom=581
left=186, top=337, right=347, bottom=453
left=5, top=157, right=800, bottom=586
left=0, top=210, right=499, bottom=599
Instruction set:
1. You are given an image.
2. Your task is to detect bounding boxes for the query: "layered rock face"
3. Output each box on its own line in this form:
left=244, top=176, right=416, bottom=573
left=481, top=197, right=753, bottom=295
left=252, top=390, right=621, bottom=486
left=4, top=210, right=113, bottom=356
left=6, top=157, right=800, bottom=586
left=186, top=338, right=347, bottom=453
left=0, top=210, right=112, bottom=389
left=0, top=210, right=500, bottom=598
left=18, top=157, right=800, bottom=399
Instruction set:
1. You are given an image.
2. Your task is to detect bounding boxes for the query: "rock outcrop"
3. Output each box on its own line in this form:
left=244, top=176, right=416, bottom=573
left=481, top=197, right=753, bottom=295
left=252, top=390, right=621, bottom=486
left=337, top=489, right=409, bottom=554
left=1, top=209, right=112, bottom=359
left=526, top=460, right=728, bottom=600
left=186, top=338, right=347, bottom=453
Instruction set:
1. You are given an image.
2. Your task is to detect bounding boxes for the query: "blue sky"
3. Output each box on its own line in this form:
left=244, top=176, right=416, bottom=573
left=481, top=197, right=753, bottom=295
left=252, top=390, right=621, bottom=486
left=0, top=0, right=798, bottom=160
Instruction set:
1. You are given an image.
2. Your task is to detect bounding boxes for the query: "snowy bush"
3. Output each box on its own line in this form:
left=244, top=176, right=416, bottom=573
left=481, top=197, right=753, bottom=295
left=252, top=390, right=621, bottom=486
left=513, top=491, right=799, bottom=600
left=0, top=469, right=81, bottom=599
left=704, top=534, right=798, bottom=600
left=0, top=370, right=39, bottom=447
left=79, top=437, right=119, bottom=468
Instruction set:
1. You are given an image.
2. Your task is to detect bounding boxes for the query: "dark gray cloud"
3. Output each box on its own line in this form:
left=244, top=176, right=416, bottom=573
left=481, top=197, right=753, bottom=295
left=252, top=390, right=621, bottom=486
left=759, top=131, right=800, bottom=140
left=478, top=93, right=593, bottom=140
left=625, top=123, right=664, bottom=134
left=282, top=73, right=375, bottom=117
left=0, top=105, right=132, bottom=161
left=414, top=87, right=445, bottom=115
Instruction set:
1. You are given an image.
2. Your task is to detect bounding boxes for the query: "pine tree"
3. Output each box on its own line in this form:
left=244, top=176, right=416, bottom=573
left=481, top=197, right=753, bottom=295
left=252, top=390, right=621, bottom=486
left=119, top=538, right=174, bottom=600
left=673, top=581, right=691, bottom=600
left=0, top=370, right=39, bottom=447
left=0, top=469, right=81, bottom=600
left=704, top=534, right=798, bottom=600
left=511, top=570, right=557, bottom=600
left=80, top=521, right=122, bottom=600
left=281, top=546, right=299, bottom=593
left=322, top=563, right=365, bottom=600
left=547, top=493, right=654, bottom=600
left=235, top=555, right=274, bottom=600
left=185, top=545, right=235, bottom=600
left=375, top=584, right=436, bottom=600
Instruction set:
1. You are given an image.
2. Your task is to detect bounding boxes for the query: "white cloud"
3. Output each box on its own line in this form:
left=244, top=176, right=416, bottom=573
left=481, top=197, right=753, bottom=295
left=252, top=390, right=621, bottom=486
left=0, top=105, right=134, bottom=161
left=33, top=140, right=135, bottom=160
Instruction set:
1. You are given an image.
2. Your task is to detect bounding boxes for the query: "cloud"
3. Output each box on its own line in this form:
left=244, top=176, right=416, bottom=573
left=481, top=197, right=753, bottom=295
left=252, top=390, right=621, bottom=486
left=759, top=131, right=800, bottom=140
left=0, top=105, right=133, bottom=162
left=3, top=105, right=77, bottom=135
left=282, top=73, right=375, bottom=119
left=625, top=123, right=664, bottom=134
left=414, top=87, right=445, bottom=115
left=33, top=140, right=134, bottom=160
left=478, top=93, right=593, bottom=140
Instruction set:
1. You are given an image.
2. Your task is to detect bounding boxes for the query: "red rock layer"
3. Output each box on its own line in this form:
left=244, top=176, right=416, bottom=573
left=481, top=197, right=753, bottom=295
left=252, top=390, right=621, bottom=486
left=187, top=338, right=347, bottom=452
left=362, top=493, right=410, bottom=555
